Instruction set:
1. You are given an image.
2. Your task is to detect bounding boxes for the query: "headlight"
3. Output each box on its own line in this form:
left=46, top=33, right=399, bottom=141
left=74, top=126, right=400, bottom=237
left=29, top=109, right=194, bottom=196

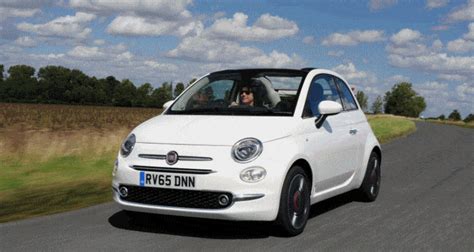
left=240, top=167, right=266, bottom=183
left=231, top=138, right=263, bottom=163
left=120, top=134, right=136, bottom=157
left=112, top=159, right=118, bottom=176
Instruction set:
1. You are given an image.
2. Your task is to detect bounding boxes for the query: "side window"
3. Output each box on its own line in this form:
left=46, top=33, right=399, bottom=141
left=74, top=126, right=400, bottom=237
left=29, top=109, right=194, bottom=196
left=335, top=78, right=358, bottom=111
left=303, top=74, right=342, bottom=118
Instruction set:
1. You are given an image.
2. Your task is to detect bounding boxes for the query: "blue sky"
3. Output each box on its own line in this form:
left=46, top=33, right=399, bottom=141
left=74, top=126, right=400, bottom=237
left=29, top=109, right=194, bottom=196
left=0, top=0, right=473, bottom=117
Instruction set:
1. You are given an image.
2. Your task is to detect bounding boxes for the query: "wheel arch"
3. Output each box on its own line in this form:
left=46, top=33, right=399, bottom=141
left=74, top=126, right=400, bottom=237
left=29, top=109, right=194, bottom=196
left=372, top=145, right=382, bottom=163
left=291, top=158, right=313, bottom=188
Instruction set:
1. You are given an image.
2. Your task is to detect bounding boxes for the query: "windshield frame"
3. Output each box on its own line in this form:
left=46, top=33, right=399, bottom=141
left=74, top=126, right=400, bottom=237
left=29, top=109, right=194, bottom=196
left=165, top=69, right=309, bottom=117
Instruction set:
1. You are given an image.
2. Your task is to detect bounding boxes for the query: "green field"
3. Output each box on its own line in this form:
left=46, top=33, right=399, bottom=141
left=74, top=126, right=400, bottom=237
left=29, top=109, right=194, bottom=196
left=0, top=104, right=416, bottom=223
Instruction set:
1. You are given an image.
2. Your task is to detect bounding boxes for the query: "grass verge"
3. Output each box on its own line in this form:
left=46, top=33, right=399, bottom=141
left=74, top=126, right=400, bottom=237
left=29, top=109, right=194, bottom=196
left=367, top=114, right=417, bottom=144
left=424, top=119, right=474, bottom=129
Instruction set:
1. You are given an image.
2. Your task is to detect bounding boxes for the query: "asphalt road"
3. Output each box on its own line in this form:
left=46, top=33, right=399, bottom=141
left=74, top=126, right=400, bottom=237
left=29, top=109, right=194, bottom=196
left=1, top=122, right=473, bottom=251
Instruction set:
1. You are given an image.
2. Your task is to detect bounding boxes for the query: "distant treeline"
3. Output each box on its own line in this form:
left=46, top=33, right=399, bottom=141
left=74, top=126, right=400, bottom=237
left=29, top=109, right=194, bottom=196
left=0, top=64, right=192, bottom=108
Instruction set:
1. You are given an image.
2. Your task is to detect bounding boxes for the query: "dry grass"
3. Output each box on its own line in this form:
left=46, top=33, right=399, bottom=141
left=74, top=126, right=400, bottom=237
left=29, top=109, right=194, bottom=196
left=424, top=119, right=474, bottom=129
left=0, top=103, right=162, bottom=222
left=0, top=103, right=162, bottom=130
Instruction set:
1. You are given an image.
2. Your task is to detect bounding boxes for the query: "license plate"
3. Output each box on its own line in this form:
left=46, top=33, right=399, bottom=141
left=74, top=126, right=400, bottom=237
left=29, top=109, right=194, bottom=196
left=139, top=171, right=195, bottom=188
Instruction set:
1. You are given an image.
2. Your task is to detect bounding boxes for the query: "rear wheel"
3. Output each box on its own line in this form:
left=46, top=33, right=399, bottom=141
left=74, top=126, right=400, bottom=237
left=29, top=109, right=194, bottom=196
left=275, top=166, right=311, bottom=236
left=358, top=151, right=381, bottom=202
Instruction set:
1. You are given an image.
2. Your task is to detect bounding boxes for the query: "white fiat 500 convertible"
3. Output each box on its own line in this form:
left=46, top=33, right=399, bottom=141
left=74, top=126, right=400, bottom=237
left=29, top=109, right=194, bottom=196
left=112, top=68, right=381, bottom=236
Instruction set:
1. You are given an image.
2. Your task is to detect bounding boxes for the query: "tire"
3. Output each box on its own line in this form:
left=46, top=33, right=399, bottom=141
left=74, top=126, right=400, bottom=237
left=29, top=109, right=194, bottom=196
left=358, top=151, right=381, bottom=202
left=275, top=166, right=311, bottom=236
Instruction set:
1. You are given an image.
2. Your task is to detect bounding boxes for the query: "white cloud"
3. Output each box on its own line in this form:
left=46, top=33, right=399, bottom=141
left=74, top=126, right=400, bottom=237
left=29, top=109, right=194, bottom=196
left=70, top=0, right=192, bottom=20
left=93, top=39, right=105, bottom=45
left=17, top=12, right=95, bottom=40
left=387, top=74, right=410, bottom=84
left=447, top=38, right=474, bottom=52
left=437, top=73, right=468, bottom=81
left=432, top=39, right=444, bottom=51
left=68, top=46, right=105, bottom=59
left=205, top=13, right=299, bottom=42
left=332, top=62, right=378, bottom=86
left=463, top=22, right=474, bottom=40
left=446, top=23, right=474, bottom=52
left=106, top=15, right=203, bottom=37
left=14, top=36, right=36, bottom=47
left=322, top=30, right=385, bottom=46
left=390, top=28, right=422, bottom=45
left=302, top=36, right=315, bottom=45
left=426, top=0, right=449, bottom=9
left=386, top=42, right=429, bottom=57
left=446, top=0, right=474, bottom=23
left=388, top=53, right=474, bottom=76
left=166, top=36, right=304, bottom=68
left=333, top=62, right=367, bottom=80
left=0, top=7, right=39, bottom=20
left=368, top=0, right=398, bottom=11
left=328, top=50, right=344, bottom=57
left=144, top=60, right=178, bottom=72
left=456, top=82, right=474, bottom=101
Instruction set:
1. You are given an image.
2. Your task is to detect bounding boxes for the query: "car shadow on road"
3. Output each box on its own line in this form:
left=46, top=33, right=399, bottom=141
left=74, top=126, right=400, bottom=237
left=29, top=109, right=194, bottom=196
left=108, top=191, right=357, bottom=239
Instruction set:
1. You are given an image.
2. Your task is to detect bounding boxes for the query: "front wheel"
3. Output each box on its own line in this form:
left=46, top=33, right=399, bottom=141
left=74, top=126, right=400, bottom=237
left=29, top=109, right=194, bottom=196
left=275, top=166, right=311, bottom=236
left=358, top=151, right=381, bottom=202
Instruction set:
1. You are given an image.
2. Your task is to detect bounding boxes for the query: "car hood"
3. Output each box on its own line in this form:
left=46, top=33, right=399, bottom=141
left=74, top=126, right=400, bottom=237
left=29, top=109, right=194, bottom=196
left=132, top=115, right=297, bottom=146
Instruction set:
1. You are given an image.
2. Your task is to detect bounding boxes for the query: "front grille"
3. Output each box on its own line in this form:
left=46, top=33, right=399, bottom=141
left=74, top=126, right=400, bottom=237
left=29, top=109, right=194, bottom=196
left=120, top=185, right=233, bottom=209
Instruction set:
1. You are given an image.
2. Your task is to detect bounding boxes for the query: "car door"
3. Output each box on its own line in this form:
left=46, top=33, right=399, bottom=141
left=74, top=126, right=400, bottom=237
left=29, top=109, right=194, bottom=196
left=300, top=74, right=359, bottom=193
left=333, top=77, right=366, bottom=168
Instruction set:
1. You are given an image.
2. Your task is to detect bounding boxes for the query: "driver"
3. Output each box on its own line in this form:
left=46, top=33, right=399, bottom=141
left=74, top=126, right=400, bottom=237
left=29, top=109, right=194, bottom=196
left=230, top=84, right=255, bottom=107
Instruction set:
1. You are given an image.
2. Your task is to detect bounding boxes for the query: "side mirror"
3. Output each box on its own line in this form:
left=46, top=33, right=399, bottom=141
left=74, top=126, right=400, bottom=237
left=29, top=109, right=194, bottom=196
left=315, top=101, right=343, bottom=128
left=162, top=100, right=175, bottom=110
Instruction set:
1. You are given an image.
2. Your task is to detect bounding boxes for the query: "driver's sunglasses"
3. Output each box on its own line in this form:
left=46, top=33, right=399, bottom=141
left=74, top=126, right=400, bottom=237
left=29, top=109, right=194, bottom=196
left=240, top=90, right=252, bottom=95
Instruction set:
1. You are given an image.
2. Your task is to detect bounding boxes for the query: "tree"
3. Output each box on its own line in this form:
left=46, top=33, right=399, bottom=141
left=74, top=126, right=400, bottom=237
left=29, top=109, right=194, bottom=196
left=384, top=82, right=426, bottom=117
left=188, top=78, right=197, bottom=87
left=38, top=65, right=73, bottom=102
left=174, top=82, right=185, bottom=97
left=371, top=95, right=383, bottom=114
left=113, top=79, right=137, bottom=106
left=355, top=91, right=368, bottom=111
left=0, top=64, right=4, bottom=81
left=448, top=110, right=462, bottom=121
left=151, top=82, right=173, bottom=108
left=464, top=114, right=474, bottom=123
left=135, top=83, right=154, bottom=107
left=4, top=65, right=38, bottom=100
left=438, top=114, right=445, bottom=120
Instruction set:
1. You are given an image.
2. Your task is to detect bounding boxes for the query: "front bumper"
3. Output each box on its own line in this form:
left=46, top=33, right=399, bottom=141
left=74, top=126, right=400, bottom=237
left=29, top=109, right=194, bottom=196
left=112, top=185, right=273, bottom=221
left=112, top=142, right=288, bottom=221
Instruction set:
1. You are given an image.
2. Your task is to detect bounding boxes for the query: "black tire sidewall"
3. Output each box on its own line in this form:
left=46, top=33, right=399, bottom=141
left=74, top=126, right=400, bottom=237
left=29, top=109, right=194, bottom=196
left=359, top=152, right=381, bottom=202
left=276, top=166, right=311, bottom=236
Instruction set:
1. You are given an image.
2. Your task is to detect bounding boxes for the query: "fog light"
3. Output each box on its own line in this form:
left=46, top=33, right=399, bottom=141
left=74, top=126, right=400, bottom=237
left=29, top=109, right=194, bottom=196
left=218, top=194, right=230, bottom=206
left=240, top=167, right=266, bottom=183
left=119, top=186, right=128, bottom=197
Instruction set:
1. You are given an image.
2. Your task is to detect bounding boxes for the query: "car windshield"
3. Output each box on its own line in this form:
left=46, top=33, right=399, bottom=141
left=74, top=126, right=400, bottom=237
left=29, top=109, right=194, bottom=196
left=167, top=69, right=307, bottom=116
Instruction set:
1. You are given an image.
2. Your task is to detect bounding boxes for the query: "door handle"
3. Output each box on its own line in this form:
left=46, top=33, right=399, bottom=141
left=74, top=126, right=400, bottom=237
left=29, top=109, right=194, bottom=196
left=349, top=129, right=358, bottom=135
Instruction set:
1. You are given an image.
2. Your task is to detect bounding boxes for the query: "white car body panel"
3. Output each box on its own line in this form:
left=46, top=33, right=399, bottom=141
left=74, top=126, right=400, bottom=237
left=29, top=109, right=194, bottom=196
left=112, top=68, right=381, bottom=221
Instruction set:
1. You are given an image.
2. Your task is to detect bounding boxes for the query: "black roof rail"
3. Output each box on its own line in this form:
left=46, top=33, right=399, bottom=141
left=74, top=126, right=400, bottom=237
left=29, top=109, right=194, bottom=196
left=300, top=67, right=317, bottom=72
